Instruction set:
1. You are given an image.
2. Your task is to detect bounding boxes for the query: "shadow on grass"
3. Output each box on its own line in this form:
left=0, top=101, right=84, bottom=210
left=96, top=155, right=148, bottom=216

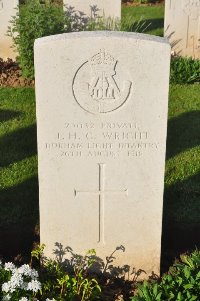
left=161, top=171, right=200, bottom=273
left=121, top=17, right=164, bottom=34
left=142, top=18, right=164, bottom=33
left=0, top=109, right=23, bottom=123
left=166, top=110, right=200, bottom=160
left=0, top=176, right=39, bottom=260
left=0, top=108, right=200, bottom=272
left=161, top=110, right=200, bottom=273
left=0, top=124, right=37, bottom=168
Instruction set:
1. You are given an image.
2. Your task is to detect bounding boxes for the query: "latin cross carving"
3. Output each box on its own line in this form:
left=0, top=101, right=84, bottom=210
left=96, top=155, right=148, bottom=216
left=74, top=163, right=128, bottom=244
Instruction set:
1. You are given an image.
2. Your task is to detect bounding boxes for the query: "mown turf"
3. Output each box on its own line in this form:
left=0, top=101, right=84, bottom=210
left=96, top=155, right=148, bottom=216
left=0, top=84, right=199, bottom=264
left=0, top=88, right=38, bottom=228
left=164, top=85, right=200, bottom=224
left=122, top=5, right=165, bottom=36
left=0, top=84, right=199, bottom=228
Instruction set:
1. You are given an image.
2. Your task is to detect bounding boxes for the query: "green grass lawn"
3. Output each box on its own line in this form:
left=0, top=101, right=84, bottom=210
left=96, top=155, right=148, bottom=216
left=164, top=85, right=200, bottom=224
left=0, top=85, right=199, bottom=266
left=0, top=85, right=199, bottom=228
left=0, top=88, right=38, bottom=228
left=122, top=5, right=165, bottom=36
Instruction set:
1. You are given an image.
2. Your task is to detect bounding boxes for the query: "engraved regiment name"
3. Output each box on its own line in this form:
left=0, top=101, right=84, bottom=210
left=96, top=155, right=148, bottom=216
left=73, top=49, right=132, bottom=114
left=45, top=122, right=159, bottom=158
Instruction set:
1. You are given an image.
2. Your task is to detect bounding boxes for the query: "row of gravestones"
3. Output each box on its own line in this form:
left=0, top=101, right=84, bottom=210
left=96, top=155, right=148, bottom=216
left=0, top=0, right=200, bottom=60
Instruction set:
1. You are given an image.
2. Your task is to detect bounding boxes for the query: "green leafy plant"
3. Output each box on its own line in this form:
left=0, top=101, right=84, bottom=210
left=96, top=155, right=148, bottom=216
left=8, top=1, right=148, bottom=80
left=131, top=281, right=162, bottom=301
left=131, top=250, right=200, bottom=301
left=0, top=246, right=101, bottom=301
left=170, top=56, right=200, bottom=84
left=7, top=0, right=69, bottom=79
left=31, top=244, right=45, bottom=261
left=0, top=261, right=42, bottom=301
left=31, top=245, right=101, bottom=301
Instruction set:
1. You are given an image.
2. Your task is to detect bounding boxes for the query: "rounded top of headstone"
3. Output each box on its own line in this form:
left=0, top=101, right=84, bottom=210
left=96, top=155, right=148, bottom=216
left=34, top=31, right=170, bottom=47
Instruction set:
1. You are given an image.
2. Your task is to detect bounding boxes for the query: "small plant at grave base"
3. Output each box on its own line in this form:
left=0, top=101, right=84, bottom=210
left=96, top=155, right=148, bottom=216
left=0, top=246, right=101, bottom=301
left=32, top=245, right=101, bottom=301
left=7, top=0, right=69, bottom=79
left=0, top=260, right=42, bottom=301
left=130, top=250, right=200, bottom=301
left=31, top=244, right=46, bottom=261
left=170, top=56, right=200, bottom=84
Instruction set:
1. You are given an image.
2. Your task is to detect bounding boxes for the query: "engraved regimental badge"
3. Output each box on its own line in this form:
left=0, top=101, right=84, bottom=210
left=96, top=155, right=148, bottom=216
left=72, top=49, right=132, bottom=114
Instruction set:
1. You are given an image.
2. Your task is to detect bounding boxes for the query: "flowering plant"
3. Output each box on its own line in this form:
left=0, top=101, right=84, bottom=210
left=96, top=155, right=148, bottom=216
left=0, top=261, right=42, bottom=301
left=0, top=246, right=101, bottom=301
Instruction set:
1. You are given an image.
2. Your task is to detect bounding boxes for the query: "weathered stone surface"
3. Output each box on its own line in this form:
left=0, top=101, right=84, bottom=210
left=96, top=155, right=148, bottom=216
left=0, top=0, right=18, bottom=60
left=35, top=31, right=170, bottom=277
left=164, top=0, right=200, bottom=59
left=63, top=0, right=121, bottom=19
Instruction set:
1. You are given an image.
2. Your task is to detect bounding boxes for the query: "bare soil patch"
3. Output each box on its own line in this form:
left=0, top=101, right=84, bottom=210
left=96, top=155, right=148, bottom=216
left=0, top=59, right=34, bottom=87
left=122, top=1, right=164, bottom=7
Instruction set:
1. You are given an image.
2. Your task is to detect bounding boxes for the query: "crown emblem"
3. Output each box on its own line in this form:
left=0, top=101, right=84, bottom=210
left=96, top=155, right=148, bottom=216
left=89, top=49, right=117, bottom=76
left=72, top=49, right=132, bottom=114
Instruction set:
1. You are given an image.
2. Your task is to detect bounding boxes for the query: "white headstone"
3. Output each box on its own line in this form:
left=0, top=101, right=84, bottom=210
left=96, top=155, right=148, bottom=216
left=0, top=0, right=18, bottom=60
left=164, top=0, right=200, bottom=59
left=35, top=31, right=170, bottom=276
left=63, top=0, right=121, bottom=19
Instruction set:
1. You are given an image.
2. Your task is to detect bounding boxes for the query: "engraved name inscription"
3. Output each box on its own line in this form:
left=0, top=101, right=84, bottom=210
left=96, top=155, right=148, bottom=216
left=74, top=163, right=128, bottom=243
left=45, top=121, right=159, bottom=158
left=72, top=49, right=132, bottom=114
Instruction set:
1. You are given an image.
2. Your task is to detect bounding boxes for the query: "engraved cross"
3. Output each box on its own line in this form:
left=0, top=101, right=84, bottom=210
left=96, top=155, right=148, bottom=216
left=74, top=163, right=128, bottom=244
